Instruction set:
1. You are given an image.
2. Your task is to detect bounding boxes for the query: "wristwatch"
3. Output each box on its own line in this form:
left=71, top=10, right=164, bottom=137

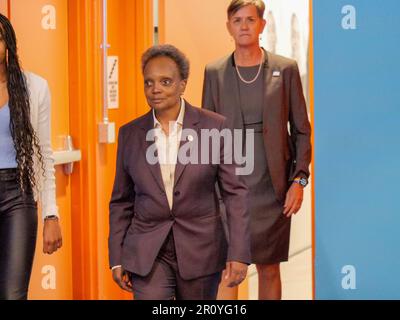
left=293, top=177, right=308, bottom=188
left=44, top=215, right=59, bottom=221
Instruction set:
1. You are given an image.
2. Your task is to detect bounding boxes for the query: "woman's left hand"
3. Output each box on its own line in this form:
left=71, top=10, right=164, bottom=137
left=283, top=183, right=304, bottom=218
left=43, top=219, right=63, bottom=254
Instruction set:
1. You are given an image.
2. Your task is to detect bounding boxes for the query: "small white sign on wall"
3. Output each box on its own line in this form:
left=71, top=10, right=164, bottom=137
left=107, top=56, right=119, bottom=109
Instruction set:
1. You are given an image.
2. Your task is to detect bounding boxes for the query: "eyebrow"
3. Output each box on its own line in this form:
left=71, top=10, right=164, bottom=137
left=232, top=15, right=257, bottom=19
left=144, top=76, right=174, bottom=81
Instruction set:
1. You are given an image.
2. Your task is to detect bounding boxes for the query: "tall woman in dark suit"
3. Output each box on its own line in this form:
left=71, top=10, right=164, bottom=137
left=202, top=0, right=311, bottom=300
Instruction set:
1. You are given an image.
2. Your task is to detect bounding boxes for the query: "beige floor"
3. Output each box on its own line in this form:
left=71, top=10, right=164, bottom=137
left=247, top=181, right=313, bottom=300
left=247, top=248, right=313, bottom=300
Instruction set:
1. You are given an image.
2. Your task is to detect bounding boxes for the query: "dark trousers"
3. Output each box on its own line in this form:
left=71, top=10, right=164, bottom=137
left=131, top=231, right=222, bottom=300
left=0, top=169, right=37, bottom=300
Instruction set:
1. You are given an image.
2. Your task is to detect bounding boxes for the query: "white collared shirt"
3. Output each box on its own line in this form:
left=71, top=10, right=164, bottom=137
left=152, top=99, right=185, bottom=210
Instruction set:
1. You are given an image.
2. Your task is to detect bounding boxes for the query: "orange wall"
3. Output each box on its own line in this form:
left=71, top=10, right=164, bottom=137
left=8, top=0, right=73, bottom=299
left=68, top=0, right=153, bottom=300
left=97, top=0, right=154, bottom=300
left=0, top=0, right=7, bottom=15
left=67, top=0, right=102, bottom=299
left=159, top=0, right=234, bottom=107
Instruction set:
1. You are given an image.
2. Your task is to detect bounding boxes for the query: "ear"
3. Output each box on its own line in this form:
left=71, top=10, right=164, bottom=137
left=260, top=18, right=267, bottom=34
left=179, top=79, right=187, bottom=95
left=226, top=20, right=233, bottom=37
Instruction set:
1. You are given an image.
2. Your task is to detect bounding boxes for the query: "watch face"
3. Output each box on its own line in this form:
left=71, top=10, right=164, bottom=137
left=300, top=178, right=308, bottom=187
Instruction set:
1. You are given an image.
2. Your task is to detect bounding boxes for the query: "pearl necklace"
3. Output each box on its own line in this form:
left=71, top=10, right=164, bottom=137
left=234, top=49, right=265, bottom=84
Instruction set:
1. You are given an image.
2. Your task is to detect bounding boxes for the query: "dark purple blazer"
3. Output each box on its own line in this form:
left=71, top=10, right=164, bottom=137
left=108, top=102, right=251, bottom=280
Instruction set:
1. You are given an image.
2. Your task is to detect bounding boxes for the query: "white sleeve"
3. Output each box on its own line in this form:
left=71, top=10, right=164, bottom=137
left=36, top=80, right=59, bottom=221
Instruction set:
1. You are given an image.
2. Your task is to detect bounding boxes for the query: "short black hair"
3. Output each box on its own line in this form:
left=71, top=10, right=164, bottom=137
left=141, top=44, right=190, bottom=80
left=227, top=0, right=266, bottom=19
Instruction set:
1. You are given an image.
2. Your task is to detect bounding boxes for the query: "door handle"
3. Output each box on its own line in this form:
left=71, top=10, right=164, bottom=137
left=53, top=135, right=82, bottom=175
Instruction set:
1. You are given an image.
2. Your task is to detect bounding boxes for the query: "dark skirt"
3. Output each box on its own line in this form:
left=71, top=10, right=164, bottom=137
left=243, top=124, right=291, bottom=264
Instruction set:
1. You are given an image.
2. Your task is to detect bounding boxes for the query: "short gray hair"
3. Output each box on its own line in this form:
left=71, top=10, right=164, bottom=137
left=227, top=0, right=266, bottom=19
left=141, top=44, right=190, bottom=80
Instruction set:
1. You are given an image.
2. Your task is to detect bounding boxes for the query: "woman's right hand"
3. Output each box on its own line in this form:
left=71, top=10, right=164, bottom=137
left=112, top=267, right=133, bottom=292
left=43, top=218, right=62, bottom=254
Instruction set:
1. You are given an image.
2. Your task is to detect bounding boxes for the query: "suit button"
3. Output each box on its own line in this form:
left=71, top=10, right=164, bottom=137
left=174, top=191, right=181, bottom=197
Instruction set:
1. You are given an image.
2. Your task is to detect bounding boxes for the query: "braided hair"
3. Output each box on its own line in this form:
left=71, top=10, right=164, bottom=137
left=0, top=13, right=43, bottom=191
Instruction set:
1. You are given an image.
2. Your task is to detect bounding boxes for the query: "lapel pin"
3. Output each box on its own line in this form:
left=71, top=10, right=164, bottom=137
left=187, top=135, right=194, bottom=142
left=273, top=70, right=281, bottom=77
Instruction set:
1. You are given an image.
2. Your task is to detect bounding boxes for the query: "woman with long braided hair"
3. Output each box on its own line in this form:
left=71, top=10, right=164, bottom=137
left=0, top=13, right=62, bottom=300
